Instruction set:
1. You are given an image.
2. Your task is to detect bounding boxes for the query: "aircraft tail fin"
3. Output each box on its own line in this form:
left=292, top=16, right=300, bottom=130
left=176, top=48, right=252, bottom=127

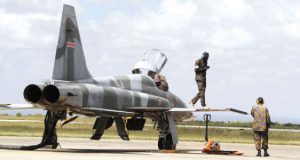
left=52, top=4, right=92, bottom=81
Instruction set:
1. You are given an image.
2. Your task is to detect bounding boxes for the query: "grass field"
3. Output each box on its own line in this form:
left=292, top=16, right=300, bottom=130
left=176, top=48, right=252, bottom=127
left=0, top=114, right=299, bottom=145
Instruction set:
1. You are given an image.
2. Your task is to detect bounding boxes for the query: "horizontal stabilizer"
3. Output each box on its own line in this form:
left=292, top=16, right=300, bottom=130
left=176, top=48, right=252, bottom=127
left=0, top=104, right=36, bottom=110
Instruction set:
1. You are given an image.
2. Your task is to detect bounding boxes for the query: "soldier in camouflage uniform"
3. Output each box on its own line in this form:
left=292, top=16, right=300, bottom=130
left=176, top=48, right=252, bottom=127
left=154, top=73, right=169, bottom=91
left=251, top=97, right=271, bottom=157
left=191, top=52, right=209, bottom=107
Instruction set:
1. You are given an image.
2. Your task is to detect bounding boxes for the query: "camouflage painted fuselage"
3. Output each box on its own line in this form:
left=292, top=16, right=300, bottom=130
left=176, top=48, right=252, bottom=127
left=36, top=74, right=192, bottom=121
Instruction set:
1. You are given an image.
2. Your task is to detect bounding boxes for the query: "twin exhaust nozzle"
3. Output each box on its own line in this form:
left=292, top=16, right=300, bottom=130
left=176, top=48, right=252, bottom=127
left=23, top=84, right=61, bottom=104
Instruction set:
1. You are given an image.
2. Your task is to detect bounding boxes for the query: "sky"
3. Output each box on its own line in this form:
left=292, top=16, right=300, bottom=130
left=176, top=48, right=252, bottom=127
left=0, top=0, right=299, bottom=123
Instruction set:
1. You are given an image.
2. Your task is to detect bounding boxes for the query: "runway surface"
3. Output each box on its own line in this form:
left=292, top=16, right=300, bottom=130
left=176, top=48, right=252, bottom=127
left=0, top=136, right=299, bottom=160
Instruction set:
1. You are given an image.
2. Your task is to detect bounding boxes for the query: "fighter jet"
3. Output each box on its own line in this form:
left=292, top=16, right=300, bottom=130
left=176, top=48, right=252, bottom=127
left=0, top=4, right=247, bottom=150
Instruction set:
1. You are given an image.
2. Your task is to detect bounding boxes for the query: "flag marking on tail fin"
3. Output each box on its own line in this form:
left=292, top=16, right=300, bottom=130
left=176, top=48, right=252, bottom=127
left=66, top=42, right=76, bottom=48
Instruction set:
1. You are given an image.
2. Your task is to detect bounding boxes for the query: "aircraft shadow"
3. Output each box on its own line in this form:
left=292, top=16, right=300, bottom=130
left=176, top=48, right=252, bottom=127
left=36, top=148, right=202, bottom=155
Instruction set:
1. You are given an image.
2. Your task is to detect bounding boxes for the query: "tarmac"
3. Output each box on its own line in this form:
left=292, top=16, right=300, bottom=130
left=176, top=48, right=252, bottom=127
left=0, top=136, right=299, bottom=160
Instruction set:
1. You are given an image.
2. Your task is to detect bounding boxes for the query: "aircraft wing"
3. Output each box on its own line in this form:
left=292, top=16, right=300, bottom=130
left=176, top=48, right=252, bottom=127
left=79, top=107, right=136, bottom=117
left=127, top=107, right=170, bottom=112
left=0, top=104, right=36, bottom=110
left=169, top=107, right=248, bottom=115
left=168, top=108, right=197, bottom=112
left=196, top=107, right=248, bottom=115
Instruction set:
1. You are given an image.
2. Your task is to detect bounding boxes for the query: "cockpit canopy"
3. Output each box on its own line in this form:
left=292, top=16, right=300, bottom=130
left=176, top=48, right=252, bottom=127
left=132, top=49, right=168, bottom=74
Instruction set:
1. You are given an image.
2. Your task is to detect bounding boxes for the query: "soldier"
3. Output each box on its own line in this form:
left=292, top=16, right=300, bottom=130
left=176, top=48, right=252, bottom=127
left=154, top=73, right=169, bottom=91
left=251, top=97, right=271, bottom=157
left=191, top=52, right=209, bottom=107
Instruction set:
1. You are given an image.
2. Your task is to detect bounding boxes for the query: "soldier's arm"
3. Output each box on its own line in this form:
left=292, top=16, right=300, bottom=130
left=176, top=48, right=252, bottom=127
left=266, top=108, right=271, bottom=128
left=194, top=60, right=200, bottom=72
left=251, top=107, right=254, bottom=117
left=195, top=66, right=210, bottom=72
left=159, top=75, right=167, bottom=82
left=195, top=58, right=210, bottom=72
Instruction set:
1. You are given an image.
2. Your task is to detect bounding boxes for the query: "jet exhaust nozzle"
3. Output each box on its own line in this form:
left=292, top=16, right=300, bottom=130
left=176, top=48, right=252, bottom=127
left=23, top=84, right=43, bottom=103
left=43, top=85, right=60, bottom=104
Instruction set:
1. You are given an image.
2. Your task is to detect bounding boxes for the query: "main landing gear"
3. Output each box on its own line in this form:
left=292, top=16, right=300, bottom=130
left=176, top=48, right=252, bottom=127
left=157, top=112, right=177, bottom=150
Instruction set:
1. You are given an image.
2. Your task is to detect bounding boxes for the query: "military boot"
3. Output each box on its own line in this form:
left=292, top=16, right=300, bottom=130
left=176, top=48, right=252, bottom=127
left=200, top=98, right=206, bottom=107
left=190, top=97, right=197, bottom=106
left=264, top=149, right=270, bottom=157
left=256, top=150, right=261, bottom=157
left=189, top=100, right=195, bottom=106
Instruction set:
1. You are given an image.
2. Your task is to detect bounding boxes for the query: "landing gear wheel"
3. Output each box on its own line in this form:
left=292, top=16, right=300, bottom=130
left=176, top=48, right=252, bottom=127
left=165, top=134, right=176, bottom=150
left=157, top=134, right=176, bottom=150
left=158, top=137, right=166, bottom=150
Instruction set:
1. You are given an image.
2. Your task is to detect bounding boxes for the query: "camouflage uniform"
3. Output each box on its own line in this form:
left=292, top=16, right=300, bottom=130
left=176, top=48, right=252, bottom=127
left=251, top=105, right=271, bottom=150
left=191, top=56, right=209, bottom=107
left=154, top=74, right=169, bottom=91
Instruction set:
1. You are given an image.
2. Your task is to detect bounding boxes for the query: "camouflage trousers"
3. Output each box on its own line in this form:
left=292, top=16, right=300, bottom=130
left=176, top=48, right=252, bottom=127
left=191, top=80, right=206, bottom=106
left=253, top=131, right=269, bottom=150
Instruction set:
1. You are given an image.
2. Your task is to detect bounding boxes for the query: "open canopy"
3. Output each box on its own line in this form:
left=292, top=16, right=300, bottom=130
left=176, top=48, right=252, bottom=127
left=132, top=49, right=168, bottom=73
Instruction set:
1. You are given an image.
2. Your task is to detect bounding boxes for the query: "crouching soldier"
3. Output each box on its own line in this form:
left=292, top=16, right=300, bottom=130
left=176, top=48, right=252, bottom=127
left=251, top=97, right=271, bottom=157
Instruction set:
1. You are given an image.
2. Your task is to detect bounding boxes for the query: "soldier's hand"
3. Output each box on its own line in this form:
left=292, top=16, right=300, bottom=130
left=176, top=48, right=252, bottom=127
left=206, top=66, right=210, bottom=69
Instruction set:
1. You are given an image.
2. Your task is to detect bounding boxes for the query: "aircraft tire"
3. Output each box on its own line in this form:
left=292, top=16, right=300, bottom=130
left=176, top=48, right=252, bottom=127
left=165, top=134, right=176, bottom=150
left=158, top=137, right=166, bottom=150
